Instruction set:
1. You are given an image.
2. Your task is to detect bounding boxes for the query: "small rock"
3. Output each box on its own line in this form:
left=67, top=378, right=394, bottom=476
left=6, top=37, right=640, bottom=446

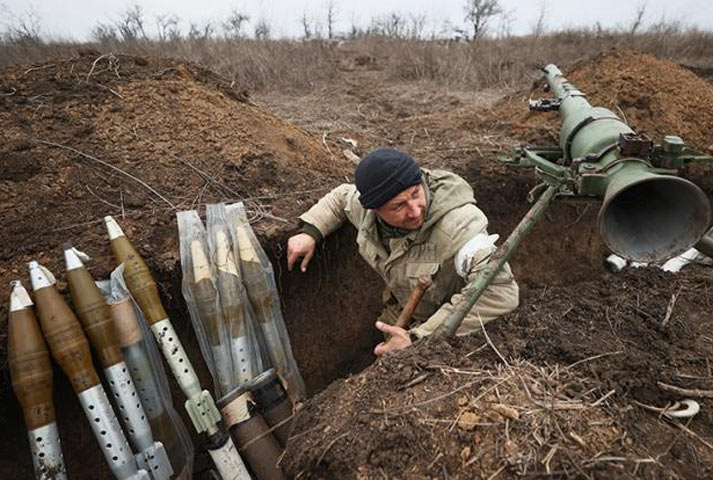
left=460, top=445, right=471, bottom=462
left=504, top=440, right=518, bottom=457
left=491, top=404, right=519, bottom=421
left=457, top=411, right=480, bottom=431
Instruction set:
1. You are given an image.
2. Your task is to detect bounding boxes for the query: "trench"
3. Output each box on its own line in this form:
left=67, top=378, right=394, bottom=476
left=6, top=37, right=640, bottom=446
left=0, top=169, right=616, bottom=478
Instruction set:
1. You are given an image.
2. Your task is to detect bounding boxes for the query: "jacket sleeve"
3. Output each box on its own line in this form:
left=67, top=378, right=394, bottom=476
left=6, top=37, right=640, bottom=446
left=410, top=259, right=519, bottom=338
left=409, top=204, right=519, bottom=338
left=298, top=184, right=362, bottom=239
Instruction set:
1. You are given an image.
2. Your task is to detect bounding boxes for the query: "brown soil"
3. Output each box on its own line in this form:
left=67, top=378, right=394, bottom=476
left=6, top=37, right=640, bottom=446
left=284, top=267, right=713, bottom=479
left=494, top=50, right=713, bottom=149
left=2, top=48, right=713, bottom=479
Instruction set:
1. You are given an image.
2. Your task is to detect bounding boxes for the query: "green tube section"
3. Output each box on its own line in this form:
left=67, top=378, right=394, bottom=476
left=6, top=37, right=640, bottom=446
left=543, top=64, right=711, bottom=262
left=437, top=185, right=558, bottom=337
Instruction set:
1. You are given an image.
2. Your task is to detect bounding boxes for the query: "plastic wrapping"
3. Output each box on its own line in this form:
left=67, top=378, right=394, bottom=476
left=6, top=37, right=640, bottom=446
left=226, top=202, right=305, bottom=400
left=206, top=203, right=264, bottom=389
left=177, top=210, right=235, bottom=397
left=99, top=267, right=195, bottom=479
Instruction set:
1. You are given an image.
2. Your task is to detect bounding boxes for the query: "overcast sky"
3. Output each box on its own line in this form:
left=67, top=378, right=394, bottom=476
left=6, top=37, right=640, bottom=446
left=3, top=0, right=712, bottom=40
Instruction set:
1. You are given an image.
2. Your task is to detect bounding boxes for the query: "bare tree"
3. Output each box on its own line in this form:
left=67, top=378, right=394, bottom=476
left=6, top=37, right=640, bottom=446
left=116, top=4, right=147, bottom=42
left=408, top=13, right=427, bottom=39
left=531, top=0, right=548, bottom=38
left=629, top=1, right=648, bottom=35
left=348, top=12, right=361, bottom=38
left=300, top=11, right=312, bottom=39
left=463, top=0, right=503, bottom=41
left=0, top=4, right=43, bottom=44
left=156, top=13, right=180, bottom=42
left=254, top=17, right=272, bottom=40
left=188, top=21, right=215, bottom=41
left=91, top=22, right=118, bottom=43
left=495, top=9, right=514, bottom=39
left=224, top=9, right=249, bottom=39
left=325, top=0, right=338, bottom=39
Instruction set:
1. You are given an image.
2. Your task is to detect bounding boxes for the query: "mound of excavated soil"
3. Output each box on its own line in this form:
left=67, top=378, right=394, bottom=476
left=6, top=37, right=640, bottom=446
left=283, top=267, right=713, bottom=479
left=494, top=50, right=713, bottom=149
left=0, top=52, right=349, bottom=361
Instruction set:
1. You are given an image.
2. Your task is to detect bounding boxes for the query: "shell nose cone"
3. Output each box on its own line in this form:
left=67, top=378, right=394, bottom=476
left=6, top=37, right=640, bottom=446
left=27, top=261, right=55, bottom=291
left=63, top=244, right=86, bottom=271
left=104, top=215, right=125, bottom=240
left=9, top=280, right=33, bottom=311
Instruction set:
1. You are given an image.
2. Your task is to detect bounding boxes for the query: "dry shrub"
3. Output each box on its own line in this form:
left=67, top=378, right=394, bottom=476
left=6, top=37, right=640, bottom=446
left=283, top=349, right=633, bottom=478
left=1, top=28, right=712, bottom=94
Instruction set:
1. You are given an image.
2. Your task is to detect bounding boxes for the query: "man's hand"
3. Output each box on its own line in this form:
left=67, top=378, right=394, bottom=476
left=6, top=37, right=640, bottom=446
left=373, top=321, right=412, bottom=356
left=287, top=233, right=317, bottom=272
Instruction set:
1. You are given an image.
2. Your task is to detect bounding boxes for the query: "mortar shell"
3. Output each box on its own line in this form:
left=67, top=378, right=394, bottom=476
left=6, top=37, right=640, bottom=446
left=9, top=281, right=56, bottom=431
left=192, top=278, right=223, bottom=345
left=105, top=216, right=168, bottom=325
left=110, top=297, right=144, bottom=349
left=219, top=389, right=286, bottom=480
left=64, top=246, right=123, bottom=368
left=29, top=262, right=99, bottom=393
left=205, top=430, right=251, bottom=480
left=9, top=282, right=67, bottom=480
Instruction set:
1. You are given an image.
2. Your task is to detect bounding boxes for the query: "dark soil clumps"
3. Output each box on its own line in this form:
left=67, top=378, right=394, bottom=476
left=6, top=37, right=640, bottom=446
left=284, top=267, right=713, bottom=479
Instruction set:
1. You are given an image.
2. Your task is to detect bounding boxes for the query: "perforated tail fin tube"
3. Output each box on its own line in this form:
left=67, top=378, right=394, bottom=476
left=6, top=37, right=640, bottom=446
left=101, top=265, right=195, bottom=479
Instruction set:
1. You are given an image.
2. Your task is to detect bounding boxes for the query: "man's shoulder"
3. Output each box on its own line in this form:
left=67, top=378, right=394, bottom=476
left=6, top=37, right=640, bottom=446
left=424, top=168, right=469, bottom=186
left=435, top=204, right=488, bottom=238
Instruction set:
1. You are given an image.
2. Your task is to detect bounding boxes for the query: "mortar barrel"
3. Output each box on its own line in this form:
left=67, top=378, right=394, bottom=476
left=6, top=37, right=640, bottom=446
left=599, top=167, right=711, bottom=262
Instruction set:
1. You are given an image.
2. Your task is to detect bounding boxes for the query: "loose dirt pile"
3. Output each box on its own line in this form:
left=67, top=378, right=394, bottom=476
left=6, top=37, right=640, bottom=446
left=0, top=52, right=349, bottom=359
left=494, top=50, right=713, bottom=149
left=0, top=52, right=357, bottom=478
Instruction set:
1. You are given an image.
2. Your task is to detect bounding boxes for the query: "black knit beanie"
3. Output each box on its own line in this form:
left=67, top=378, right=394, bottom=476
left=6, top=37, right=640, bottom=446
left=355, top=148, right=422, bottom=209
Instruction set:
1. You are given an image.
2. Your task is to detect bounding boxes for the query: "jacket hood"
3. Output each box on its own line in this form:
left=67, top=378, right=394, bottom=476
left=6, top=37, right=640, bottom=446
left=419, top=169, right=477, bottom=235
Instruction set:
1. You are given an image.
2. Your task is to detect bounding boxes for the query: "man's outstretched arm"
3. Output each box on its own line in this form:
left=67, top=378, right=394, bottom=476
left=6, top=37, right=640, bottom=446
left=287, top=183, right=360, bottom=272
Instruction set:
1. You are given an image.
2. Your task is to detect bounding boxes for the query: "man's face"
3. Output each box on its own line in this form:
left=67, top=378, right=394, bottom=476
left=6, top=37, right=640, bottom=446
left=375, top=184, right=426, bottom=230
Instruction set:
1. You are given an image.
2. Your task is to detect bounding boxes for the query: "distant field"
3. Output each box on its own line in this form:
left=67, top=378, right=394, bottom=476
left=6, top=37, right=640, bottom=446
left=2, top=28, right=712, bottom=94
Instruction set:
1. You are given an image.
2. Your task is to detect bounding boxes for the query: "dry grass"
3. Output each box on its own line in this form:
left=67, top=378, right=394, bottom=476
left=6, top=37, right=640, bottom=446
left=2, top=27, right=712, bottom=94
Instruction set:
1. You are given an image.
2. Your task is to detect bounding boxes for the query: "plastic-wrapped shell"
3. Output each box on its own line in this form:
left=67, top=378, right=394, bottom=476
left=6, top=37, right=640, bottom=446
left=227, top=202, right=305, bottom=400
left=108, top=291, right=194, bottom=479
left=207, top=203, right=263, bottom=387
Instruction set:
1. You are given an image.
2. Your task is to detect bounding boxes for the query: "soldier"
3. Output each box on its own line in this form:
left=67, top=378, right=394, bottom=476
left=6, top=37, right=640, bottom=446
left=287, top=148, right=519, bottom=355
